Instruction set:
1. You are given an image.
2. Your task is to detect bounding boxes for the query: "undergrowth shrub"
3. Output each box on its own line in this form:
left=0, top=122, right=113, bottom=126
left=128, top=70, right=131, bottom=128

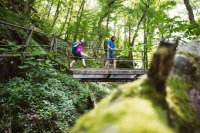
left=0, top=60, right=109, bottom=132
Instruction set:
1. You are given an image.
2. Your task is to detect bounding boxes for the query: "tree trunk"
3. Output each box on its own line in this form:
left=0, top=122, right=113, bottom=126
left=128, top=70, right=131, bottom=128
left=51, top=0, right=61, bottom=27
left=41, top=0, right=51, bottom=19
left=47, top=0, right=53, bottom=19
left=128, top=12, right=146, bottom=59
left=65, top=1, right=74, bottom=40
left=73, top=0, right=86, bottom=41
left=106, top=14, right=110, bottom=33
left=183, top=0, right=198, bottom=26
left=128, top=0, right=150, bottom=59
left=59, top=0, right=73, bottom=36
left=183, top=0, right=199, bottom=36
left=24, top=0, right=34, bottom=14
left=123, top=27, right=127, bottom=49
left=128, top=20, right=131, bottom=53
left=143, top=16, right=148, bottom=69
left=94, top=0, right=118, bottom=57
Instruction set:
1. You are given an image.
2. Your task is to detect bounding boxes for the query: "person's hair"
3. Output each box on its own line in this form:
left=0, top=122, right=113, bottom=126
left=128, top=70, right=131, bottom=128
left=111, top=36, right=115, bottom=39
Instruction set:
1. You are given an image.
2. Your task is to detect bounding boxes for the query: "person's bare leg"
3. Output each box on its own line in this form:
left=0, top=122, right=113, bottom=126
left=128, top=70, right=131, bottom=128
left=105, top=60, right=110, bottom=68
left=113, top=59, right=117, bottom=69
left=70, top=60, right=76, bottom=68
left=82, top=58, right=86, bottom=67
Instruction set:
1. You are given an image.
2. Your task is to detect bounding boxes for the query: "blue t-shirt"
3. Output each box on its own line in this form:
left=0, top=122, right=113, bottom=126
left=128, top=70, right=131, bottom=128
left=106, top=40, right=115, bottom=48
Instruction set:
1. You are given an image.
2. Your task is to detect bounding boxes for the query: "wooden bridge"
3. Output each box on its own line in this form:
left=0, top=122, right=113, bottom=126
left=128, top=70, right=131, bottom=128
left=71, top=68, right=148, bottom=82
left=0, top=20, right=149, bottom=82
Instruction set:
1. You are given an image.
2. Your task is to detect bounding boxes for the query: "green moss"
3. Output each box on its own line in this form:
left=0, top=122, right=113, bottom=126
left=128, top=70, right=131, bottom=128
left=166, top=77, right=200, bottom=132
left=71, top=77, right=174, bottom=133
left=72, top=74, right=200, bottom=133
left=71, top=96, right=173, bottom=133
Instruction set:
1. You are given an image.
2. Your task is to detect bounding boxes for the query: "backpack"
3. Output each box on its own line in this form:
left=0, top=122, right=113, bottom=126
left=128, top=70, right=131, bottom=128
left=104, top=40, right=108, bottom=52
left=71, top=42, right=77, bottom=53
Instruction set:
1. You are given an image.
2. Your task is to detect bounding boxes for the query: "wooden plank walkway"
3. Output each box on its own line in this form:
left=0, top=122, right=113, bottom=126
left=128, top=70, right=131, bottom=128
left=71, top=68, right=148, bottom=82
left=71, top=68, right=148, bottom=75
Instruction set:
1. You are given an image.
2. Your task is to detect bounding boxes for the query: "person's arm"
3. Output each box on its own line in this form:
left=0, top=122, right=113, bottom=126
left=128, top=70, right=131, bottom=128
left=106, top=41, right=112, bottom=49
left=106, top=43, right=114, bottom=50
left=74, top=43, right=79, bottom=47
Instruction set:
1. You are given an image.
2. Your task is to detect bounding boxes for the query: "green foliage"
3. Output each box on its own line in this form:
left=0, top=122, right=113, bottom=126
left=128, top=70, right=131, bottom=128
left=0, top=60, right=92, bottom=132
left=87, top=82, right=114, bottom=103
left=0, top=7, right=31, bottom=26
left=28, top=39, right=47, bottom=56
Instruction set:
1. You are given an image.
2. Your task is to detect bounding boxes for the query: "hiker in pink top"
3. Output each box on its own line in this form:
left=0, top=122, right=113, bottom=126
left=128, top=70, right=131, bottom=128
left=69, top=38, right=87, bottom=68
left=76, top=38, right=84, bottom=52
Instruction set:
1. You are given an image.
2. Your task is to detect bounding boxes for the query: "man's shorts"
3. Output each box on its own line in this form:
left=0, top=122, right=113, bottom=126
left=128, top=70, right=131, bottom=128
left=105, top=50, right=115, bottom=63
left=72, top=51, right=83, bottom=60
left=108, top=50, right=115, bottom=60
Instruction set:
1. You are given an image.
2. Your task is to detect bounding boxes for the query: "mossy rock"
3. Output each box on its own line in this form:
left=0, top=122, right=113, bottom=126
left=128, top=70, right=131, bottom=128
left=72, top=77, right=174, bottom=133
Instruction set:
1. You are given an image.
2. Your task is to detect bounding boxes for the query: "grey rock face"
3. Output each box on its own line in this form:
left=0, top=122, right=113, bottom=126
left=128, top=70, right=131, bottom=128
left=177, top=38, right=200, bottom=57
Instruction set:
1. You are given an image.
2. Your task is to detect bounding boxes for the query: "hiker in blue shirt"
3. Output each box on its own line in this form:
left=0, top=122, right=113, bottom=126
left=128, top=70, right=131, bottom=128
left=104, top=36, right=117, bottom=69
left=69, top=40, right=86, bottom=68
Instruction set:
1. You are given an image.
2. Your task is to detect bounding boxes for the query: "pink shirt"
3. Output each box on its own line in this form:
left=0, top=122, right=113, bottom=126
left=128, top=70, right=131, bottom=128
left=76, top=42, right=83, bottom=52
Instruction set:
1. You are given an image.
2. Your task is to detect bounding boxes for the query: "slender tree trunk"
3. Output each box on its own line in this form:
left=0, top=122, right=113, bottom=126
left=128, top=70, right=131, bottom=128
left=65, top=1, right=74, bottom=40
left=128, top=21, right=131, bottom=46
left=183, top=0, right=198, bottom=26
left=51, top=0, right=61, bottom=27
left=24, top=0, right=34, bottom=14
left=47, top=0, right=53, bottom=19
left=73, top=0, right=86, bottom=41
left=7, top=0, right=19, bottom=13
left=128, top=0, right=150, bottom=59
left=143, top=16, right=148, bottom=69
left=95, top=0, right=118, bottom=57
left=42, top=0, right=51, bottom=19
left=124, top=27, right=127, bottom=50
left=106, top=14, right=110, bottom=33
left=128, top=12, right=146, bottom=59
left=59, top=0, right=73, bottom=36
left=183, top=0, right=199, bottom=35
left=95, top=15, right=107, bottom=57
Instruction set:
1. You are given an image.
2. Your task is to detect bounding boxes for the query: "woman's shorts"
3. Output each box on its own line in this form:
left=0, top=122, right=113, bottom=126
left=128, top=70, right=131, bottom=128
left=72, top=51, right=83, bottom=60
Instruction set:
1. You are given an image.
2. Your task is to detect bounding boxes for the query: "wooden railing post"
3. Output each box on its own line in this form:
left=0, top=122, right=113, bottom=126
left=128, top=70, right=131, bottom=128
left=132, top=60, right=135, bottom=69
left=65, top=46, right=71, bottom=68
left=106, top=47, right=109, bottom=68
left=54, top=37, right=57, bottom=53
left=25, top=25, right=34, bottom=52
left=141, top=51, right=145, bottom=72
left=50, top=32, right=55, bottom=52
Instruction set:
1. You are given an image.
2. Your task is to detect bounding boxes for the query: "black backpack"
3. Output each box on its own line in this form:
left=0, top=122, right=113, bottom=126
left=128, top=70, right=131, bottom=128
left=104, top=40, right=108, bottom=51
left=71, top=42, right=77, bottom=53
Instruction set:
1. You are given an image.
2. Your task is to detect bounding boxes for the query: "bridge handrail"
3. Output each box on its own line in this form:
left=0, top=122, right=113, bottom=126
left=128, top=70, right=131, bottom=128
left=0, top=20, right=57, bottom=55
left=61, top=43, right=153, bottom=53
left=66, top=55, right=149, bottom=61
left=0, top=20, right=29, bottom=30
left=0, top=20, right=151, bottom=69
left=0, top=20, right=53, bottom=35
